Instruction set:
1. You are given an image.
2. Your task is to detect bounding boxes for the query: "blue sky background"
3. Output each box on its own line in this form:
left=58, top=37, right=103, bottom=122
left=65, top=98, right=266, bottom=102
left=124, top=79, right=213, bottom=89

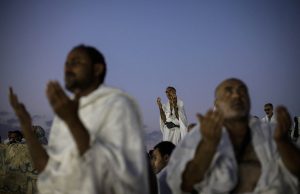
left=0, top=1, right=299, bottom=147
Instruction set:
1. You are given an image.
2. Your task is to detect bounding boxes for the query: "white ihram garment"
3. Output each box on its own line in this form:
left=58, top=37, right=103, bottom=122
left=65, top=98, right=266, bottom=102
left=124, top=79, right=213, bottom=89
left=159, top=99, right=188, bottom=145
left=37, top=85, right=149, bottom=194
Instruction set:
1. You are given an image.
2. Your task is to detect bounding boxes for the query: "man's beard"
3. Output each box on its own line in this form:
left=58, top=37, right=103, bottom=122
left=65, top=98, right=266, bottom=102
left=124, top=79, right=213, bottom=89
left=64, top=73, right=94, bottom=93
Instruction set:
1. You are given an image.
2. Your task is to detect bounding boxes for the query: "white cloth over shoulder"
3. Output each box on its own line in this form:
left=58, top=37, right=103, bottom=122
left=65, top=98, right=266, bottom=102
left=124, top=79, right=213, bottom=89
left=167, top=119, right=299, bottom=194
left=159, top=99, right=188, bottom=145
left=37, top=85, right=149, bottom=194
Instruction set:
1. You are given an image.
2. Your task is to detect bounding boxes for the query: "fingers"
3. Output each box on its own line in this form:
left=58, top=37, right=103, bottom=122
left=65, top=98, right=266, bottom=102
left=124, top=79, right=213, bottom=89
left=196, top=113, right=204, bottom=123
left=197, top=109, right=224, bottom=145
left=9, top=87, right=22, bottom=110
left=276, top=106, right=292, bottom=133
left=46, top=81, right=69, bottom=107
left=197, top=109, right=224, bottom=132
left=274, top=106, right=292, bottom=141
left=157, top=97, right=162, bottom=106
left=8, top=87, right=32, bottom=128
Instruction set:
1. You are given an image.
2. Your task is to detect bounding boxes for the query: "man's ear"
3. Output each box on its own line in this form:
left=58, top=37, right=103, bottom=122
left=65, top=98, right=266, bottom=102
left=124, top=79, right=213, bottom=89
left=213, top=99, right=217, bottom=110
left=163, top=154, right=170, bottom=163
left=94, top=63, right=104, bottom=77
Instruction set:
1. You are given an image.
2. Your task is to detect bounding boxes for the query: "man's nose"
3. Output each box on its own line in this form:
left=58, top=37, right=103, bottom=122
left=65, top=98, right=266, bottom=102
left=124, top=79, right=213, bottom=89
left=231, top=90, right=242, bottom=98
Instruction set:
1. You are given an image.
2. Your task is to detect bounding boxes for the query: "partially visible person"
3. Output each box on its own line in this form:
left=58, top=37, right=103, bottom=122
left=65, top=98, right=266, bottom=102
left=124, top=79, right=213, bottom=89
left=157, top=86, right=188, bottom=145
left=9, top=44, right=149, bottom=194
left=147, top=150, right=158, bottom=194
left=148, top=149, right=155, bottom=167
left=290, top=116, right=300, bottom=148
left=152, top=141, right=175, bottom=194
left=7, top=130, right=24, bottom=144
left=3, top=131, right=13, bottom=144
left=167, top=78, right=300, bottom=194
left=32, top=125, right=48, bottom=145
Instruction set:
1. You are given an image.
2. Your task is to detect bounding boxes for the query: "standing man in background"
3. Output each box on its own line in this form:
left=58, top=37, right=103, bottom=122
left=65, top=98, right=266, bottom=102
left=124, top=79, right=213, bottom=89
left=157, top=86, right=188, bottom=145
left=261, top=103, right=277, bottom=124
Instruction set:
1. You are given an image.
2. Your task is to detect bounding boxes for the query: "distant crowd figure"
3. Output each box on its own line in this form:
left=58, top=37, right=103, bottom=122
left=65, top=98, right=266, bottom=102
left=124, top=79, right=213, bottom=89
left=261, top=103, right=277, bottom=124
left=3, top=130, right=23, bottom=144
left=157, top=86, right=188, bottom=145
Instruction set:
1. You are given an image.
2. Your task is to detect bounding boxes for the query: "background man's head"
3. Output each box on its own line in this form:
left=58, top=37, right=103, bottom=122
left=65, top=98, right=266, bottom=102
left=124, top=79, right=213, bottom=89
left=152, top=141, right=175, bottom=174
left=214, top=78, right=250, bottom=120
left=64, top=44, right=107, bottom=93
left=9, top=130, right=23, bottom=144
left=165, top=86, right=176, bottom=101
left=264, top=103, right=273, bottom=118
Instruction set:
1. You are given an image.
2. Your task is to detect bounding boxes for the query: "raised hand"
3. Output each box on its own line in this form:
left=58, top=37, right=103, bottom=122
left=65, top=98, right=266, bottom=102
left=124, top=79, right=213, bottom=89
left=157, top=97, right=162, bottom=107
left=9, top=87, right=32, bottom=130
left=197, top=109, right=224, bottom=147
left=181, top=109, right=224, bottom=192
left=274, top=106, right=292, bottom=142
left=46, top=81, right=79, bottom=123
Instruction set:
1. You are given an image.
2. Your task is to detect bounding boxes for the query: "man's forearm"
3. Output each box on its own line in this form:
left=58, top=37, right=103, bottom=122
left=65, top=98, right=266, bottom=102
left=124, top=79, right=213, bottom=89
left=66, top=117, right=90, bottom=156
left=159, top=107, right=166, bottom=123
left=22, top=127, right=49, bottom=173
left=181, top=140, right=217, bottom=192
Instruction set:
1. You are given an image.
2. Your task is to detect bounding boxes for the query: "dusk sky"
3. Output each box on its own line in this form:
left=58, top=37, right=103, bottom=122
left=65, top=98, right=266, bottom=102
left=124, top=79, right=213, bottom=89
left=0, top=1, right=299, bottom=137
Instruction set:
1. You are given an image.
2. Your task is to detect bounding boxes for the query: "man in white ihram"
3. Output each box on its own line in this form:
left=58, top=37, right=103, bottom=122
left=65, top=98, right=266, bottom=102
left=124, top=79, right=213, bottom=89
left=9, top=44, right=149, bottom=194
left=157, top=86, right=188, bottom=145
left=167, top=78, right=300, bottom=194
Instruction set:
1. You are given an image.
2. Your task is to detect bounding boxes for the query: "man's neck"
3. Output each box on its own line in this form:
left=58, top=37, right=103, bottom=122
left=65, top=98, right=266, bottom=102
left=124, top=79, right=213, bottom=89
left=224, top=117, right=249, bottom=148
left=74, top=82, right=101, bottom=99
left=267, top=113, right=273, bottom=120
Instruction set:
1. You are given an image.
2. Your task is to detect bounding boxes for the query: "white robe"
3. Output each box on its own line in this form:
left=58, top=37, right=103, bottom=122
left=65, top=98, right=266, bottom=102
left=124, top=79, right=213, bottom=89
left=291, top=116, right=300, bottom=148
left=159, top=99, right=188, bottom=145
left=261, top=115, right=277, bottom=124
left=37, top=85, right=149, bottom=194
left=167, top=119, right=299, bottom=194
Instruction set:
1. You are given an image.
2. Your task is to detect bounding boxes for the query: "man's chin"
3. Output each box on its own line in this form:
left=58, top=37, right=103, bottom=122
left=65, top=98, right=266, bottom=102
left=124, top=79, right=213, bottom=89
left=224, top=112, right=248, bottom=120
left=65, top=84, right=76, bottom=93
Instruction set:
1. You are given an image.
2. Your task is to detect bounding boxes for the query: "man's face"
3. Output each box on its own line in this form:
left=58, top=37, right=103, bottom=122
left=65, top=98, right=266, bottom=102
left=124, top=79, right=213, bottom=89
left=9, top=133, right=18, bottom=143
left=64, top=48, right=95, bottom=93
left=152, top=148, right=168, bottom=174
left=215, top=79, right=250, bottom=120
left=264, top=105, right=273, bottom=117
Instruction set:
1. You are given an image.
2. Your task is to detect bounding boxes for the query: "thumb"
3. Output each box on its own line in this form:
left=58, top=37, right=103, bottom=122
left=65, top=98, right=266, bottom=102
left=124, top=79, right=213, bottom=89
left=196, top=113, right=204, bottom=123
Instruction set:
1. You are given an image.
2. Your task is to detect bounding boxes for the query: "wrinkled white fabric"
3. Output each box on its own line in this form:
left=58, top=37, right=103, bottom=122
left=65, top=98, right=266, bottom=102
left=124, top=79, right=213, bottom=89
left=167, top=119, right=299, bottom=194
left=261, top=115, right=277, bottom=125
left=159, top=99, right=188, bottom=145
left=37, top=85, right=149, bottom=194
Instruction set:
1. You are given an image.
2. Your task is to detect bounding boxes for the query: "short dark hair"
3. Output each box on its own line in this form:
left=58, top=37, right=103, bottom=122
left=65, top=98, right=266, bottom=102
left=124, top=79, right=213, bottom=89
left=154, top=141, right=175, bottom=157
left=166, top=86, right=176, bottom=93
left=215, top=78, right=247, bottom=97
left=13, top=130, right=23, bottom=138
left=72, top=44, right=107, bottom=83
left=264, top=103, right=273, bottom=108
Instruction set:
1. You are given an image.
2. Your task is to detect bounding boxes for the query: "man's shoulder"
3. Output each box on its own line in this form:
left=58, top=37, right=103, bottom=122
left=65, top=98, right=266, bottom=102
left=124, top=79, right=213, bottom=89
left=83, top=85, right=136, bottom=105
left=177, top=98, right=184, bottom=106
